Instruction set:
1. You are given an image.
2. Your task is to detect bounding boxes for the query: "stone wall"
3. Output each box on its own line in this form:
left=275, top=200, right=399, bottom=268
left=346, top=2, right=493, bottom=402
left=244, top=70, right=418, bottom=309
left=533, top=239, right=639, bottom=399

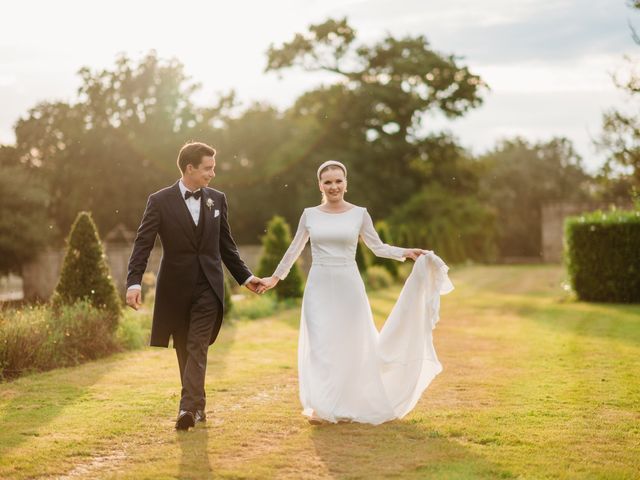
left=540, top=202, right=630, bottom=263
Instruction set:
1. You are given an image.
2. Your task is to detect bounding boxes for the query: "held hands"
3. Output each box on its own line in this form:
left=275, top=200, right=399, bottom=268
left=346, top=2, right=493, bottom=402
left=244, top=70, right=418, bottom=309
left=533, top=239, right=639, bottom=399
left=244, top=276, right=264, bottom=294
left=244, top=276, right=279, bottom=295
left=256, top=276, right=279, bottom=294
left=403, top=248, right=433, bottom=261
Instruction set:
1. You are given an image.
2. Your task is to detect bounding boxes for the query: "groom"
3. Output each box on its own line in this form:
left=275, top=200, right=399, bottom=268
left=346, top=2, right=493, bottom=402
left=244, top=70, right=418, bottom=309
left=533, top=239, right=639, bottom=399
left=126, top=141, right=263, bottom=430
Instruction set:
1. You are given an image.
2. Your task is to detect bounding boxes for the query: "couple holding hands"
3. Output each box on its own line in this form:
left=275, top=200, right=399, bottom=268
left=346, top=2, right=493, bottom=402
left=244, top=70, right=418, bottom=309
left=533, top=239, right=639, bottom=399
left=126, top=141, right=453, bottom=430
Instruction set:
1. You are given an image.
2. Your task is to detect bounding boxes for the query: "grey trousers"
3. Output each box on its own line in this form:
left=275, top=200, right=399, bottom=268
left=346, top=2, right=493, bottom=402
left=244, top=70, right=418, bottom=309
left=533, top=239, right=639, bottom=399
left=174, top=277, right=222, bottom=413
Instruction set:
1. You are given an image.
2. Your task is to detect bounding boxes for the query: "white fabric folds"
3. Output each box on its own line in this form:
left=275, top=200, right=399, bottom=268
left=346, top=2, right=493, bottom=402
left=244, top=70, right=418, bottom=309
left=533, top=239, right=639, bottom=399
left=274, top=206, right=454, bottom=424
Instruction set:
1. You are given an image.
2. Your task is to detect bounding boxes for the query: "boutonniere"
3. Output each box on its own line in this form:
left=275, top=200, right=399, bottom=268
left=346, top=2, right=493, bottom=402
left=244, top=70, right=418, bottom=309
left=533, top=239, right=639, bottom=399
left=206, top=198, right=214, bottom=210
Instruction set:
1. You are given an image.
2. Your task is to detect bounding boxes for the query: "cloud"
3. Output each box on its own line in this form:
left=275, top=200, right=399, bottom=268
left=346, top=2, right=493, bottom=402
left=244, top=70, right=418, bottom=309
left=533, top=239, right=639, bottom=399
left=325, top=0, right=637, bottom=64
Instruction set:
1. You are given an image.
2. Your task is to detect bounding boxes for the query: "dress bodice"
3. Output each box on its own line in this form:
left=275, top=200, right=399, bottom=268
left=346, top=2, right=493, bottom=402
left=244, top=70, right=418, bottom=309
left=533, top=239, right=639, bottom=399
left=273, top=206, right=406, bottom=279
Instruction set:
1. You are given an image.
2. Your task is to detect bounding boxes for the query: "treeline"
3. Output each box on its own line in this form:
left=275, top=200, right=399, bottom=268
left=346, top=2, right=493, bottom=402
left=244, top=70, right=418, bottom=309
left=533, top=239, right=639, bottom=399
left=0, top=18, right=636, bottom=276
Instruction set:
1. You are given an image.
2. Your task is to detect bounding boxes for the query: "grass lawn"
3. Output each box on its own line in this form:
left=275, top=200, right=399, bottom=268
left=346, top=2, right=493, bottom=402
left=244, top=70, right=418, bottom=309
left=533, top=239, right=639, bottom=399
left=0, top=264, right=638, bottom=479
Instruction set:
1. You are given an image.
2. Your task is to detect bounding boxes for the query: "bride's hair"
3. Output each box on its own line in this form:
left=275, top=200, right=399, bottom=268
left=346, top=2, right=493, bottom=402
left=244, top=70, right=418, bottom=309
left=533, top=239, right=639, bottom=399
left=317, top=160, right=347, bottom=204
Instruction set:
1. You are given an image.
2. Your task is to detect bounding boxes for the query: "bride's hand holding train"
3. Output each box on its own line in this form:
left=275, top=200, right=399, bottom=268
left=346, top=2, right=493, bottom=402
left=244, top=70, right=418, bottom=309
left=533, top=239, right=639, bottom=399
left=403, top=248, right=430, bottom=261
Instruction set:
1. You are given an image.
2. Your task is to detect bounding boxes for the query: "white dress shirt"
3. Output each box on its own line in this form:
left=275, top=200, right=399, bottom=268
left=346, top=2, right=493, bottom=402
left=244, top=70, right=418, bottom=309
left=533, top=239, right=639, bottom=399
left=128, top=180, right=255, bottom=290
left=178, top=179, right=202, bottom=226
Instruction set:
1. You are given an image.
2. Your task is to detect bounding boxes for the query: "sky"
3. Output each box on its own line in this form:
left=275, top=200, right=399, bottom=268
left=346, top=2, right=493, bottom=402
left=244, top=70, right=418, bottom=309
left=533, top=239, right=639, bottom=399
left=0, top=0, right=637, bottom=172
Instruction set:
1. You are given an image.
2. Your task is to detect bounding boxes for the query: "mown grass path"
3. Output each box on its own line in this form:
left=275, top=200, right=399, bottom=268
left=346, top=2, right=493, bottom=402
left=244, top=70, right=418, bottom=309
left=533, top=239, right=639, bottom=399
left=1, top=265, right=639, bottom=479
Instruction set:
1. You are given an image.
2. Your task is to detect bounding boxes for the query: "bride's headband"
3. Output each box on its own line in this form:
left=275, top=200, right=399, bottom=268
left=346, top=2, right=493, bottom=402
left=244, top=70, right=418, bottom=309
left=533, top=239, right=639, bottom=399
left=317, top=160, right=347, bottom=180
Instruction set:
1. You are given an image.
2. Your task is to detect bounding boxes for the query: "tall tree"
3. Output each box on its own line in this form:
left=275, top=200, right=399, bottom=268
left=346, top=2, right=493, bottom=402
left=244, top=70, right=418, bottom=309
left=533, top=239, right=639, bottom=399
left=265, top=18, right=489, bottom=219
left=388, top=133, right=497, bottom=263
left=12, top=51, right=228, bottom=237
left=0, top=149, right=52, bottom=275
left=597, top=62, right=640, bottom=187
left=479, top=137, right=592, bottom=259
left=594, top=1, right=640, bottom=191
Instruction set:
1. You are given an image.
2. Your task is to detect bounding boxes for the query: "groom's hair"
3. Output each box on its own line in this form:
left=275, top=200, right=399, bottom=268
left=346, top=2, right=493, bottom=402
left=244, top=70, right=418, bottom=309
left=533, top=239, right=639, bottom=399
left=177, top=142, right=216, bottom=173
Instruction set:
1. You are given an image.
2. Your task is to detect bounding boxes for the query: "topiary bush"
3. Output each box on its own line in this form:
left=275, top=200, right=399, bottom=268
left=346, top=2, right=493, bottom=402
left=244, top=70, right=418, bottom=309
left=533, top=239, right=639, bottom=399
left=565, top=209, right=640, bottom=303
left=51, top=211, right=121, bottom=329
left=257, top=216, right=304, bottom=300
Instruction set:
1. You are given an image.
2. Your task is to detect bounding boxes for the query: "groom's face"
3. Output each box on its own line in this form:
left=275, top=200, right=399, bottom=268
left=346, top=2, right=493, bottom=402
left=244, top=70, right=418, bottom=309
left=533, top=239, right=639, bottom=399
left=186, top=155, right=216, bottom=189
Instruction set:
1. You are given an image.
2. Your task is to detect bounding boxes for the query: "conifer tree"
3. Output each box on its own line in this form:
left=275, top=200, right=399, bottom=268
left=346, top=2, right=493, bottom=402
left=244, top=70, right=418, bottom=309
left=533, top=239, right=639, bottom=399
left=52, top=212, right=121, bottom=329
left=257, top=216, right=303, bottom=300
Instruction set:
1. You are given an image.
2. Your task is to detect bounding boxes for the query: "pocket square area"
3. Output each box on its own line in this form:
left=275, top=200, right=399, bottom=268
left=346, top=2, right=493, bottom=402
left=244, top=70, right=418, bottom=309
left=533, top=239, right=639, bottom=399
left=214, top=209, right=220, bottom=217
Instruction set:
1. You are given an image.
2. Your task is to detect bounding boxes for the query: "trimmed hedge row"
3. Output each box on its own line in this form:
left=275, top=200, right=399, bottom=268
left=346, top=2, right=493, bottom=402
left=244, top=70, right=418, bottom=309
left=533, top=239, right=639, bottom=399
left=564, top=210, right=640, bottom=303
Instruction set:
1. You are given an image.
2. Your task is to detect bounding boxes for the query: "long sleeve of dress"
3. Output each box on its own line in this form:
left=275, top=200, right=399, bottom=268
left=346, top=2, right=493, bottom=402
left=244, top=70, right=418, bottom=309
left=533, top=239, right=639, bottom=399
left=360, top=209, right=407, bottom=262
left=273, top=210, right=310, bottom=280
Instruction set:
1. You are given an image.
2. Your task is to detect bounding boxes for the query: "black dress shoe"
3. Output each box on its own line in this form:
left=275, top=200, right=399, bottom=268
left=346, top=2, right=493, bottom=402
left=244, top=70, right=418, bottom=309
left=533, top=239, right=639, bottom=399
left=195, top=409, right=207, bottom=423
left=175, top=410, right=195, bottom=430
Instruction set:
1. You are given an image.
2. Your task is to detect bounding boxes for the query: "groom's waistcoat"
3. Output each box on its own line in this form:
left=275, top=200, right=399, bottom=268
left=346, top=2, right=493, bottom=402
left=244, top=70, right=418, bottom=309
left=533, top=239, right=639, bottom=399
left=192, top=195, right=205, bottom=243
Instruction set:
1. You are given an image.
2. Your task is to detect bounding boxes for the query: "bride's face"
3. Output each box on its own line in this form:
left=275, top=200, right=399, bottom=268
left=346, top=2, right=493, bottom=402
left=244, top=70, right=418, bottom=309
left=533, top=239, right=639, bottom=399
left=319, top=168, right=347, bottom=202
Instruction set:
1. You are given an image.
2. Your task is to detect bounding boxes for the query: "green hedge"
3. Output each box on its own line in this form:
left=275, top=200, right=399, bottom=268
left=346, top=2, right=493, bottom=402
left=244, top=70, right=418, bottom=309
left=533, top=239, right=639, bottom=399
left=564, top=210, right=640, bottom=303
left=0, top=301, right=150, bottom=381
left=0, top=301, right=118, bottom=380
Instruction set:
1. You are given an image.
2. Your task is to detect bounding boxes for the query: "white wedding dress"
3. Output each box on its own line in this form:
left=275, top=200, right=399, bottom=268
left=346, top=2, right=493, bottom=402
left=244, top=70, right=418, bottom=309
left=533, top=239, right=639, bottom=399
left=273, top=206, right=454, bottom=425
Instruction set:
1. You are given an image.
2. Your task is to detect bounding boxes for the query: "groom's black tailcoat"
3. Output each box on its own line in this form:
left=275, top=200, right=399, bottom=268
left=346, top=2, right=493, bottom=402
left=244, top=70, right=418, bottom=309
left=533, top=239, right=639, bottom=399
left=127, top=181, right=252, bottom=348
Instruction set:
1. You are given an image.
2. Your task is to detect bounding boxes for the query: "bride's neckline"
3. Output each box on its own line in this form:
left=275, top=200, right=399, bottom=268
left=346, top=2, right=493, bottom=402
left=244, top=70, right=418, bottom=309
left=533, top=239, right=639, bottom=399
left=314, top=205, right=357, bottom=215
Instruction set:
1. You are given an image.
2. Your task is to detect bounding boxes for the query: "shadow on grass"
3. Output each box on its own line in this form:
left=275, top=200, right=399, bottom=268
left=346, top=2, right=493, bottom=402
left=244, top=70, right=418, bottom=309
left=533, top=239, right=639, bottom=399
left=518, top=301, right=640, bottom=345
left=0, top=355, right=115, bottom=459
left=310, top=420, right=515, bottom=479
left=0, top=318, right=240, bottom=470
left=177, top=425, right=213, bottom=479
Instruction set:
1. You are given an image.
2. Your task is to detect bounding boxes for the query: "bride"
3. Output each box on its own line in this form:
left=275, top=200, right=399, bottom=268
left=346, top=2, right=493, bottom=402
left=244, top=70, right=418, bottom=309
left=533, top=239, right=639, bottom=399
left=258, top=160, right=454, bottom=425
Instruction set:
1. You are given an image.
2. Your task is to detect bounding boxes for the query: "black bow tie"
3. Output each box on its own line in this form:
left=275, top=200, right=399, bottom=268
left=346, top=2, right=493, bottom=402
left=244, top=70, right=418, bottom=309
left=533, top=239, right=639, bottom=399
left=184, top=189, right=202, bottom=201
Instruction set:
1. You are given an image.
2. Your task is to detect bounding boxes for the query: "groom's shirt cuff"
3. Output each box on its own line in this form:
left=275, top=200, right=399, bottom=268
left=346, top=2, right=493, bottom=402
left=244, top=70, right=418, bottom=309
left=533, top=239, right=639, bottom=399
left=242, top=275, right=255, bottom=286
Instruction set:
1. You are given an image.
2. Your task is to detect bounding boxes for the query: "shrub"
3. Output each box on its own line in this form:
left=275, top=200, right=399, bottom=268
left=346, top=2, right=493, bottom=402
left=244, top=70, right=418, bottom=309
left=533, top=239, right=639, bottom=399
left=364, top=265, right=394, bottom=291
left=388, top=183, right=497, bottom=263
left=0, top=163, right=53, bottom=275
left=0, top=301, right=121, bottom=380
left=51, top=212, right=121, bottom=329
left=565, top=209, right=640, bottom=303
left=116, top=308, right=151, bottom=350
left=229, top=293, right=279, bottom=320
left=0, top=305, right=47, bottom=379
left=257, top=216, right=304, bottom=300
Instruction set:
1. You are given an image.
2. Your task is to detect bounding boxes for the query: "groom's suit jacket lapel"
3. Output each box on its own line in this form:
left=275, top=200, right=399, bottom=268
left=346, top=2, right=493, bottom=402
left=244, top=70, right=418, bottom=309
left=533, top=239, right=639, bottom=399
left=168, top=181, right=198, bottom=249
